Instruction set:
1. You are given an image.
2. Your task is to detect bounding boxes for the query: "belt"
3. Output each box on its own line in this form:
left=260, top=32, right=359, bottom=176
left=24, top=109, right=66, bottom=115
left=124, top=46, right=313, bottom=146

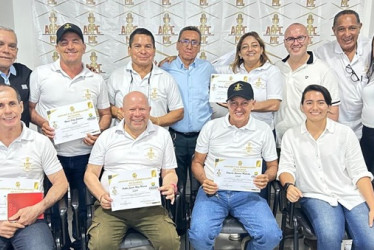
left=169, top=128, right=199, bottom=137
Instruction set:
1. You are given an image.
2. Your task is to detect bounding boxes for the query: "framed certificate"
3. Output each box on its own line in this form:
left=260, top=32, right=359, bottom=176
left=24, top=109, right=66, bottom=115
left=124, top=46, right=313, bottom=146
left=47, top=100, right=100, bottom=145
left=213, top=158, right=262, bottom=192
left=109, top=168, right=161, bottom=211
left=209, top=74, right=250, bottom=103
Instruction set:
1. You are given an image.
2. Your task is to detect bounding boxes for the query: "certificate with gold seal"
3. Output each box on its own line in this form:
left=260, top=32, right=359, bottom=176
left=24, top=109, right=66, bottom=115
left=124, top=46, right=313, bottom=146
left=0, top=178, right=41, bottom=220
left=47, top=100, right=100, bottom=145
left=109, top=168, right=161, bottom=211
left=213, top=158, right=262, bottom=192
left=209, top=74, right=250, bottom=102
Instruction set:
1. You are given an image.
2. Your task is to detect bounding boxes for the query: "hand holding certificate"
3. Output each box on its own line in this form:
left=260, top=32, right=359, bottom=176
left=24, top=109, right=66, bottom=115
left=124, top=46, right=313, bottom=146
left=209, top=74, right=250, bottom=103
left=47, top=100, right=100, bottom=145
left=213, top=158, right=262, bottom=192
left=109, top=168, right=161, bottom=211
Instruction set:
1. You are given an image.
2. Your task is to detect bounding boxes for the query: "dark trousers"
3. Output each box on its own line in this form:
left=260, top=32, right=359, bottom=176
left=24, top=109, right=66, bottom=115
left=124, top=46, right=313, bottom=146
left=361, top=125, right=374, bottom=175
left=169, top=130, right=198, bottom=192
left=52, top=154, right=89, bottom=249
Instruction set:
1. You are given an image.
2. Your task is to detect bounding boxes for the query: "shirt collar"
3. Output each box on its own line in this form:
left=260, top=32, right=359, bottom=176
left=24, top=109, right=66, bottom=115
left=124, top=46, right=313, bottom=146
left=238, top=61, right=271, bottom=72
left=176, top=56, right=196, bottom=69
left=0, top=65, right=16, bottom=84
left=51, top=59, right=93, bottom=77
left=300, top=118, right=335, bottom=135
left=282, top=51, right=314, bottom=64
left=224, top=113, right=256, bottom=130
left=115, top=119, right=156, bottom=138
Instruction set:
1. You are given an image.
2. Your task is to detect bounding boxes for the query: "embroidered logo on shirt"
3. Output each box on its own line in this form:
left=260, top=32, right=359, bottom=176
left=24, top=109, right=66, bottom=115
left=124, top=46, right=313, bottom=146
left=150, top=88, right=158, bottom=100
left=23, top=157, right=32, bottom=172
left=84, top=89, right=92, bottom=100
left=147, top=148, right=155, bottom=160
left=246, top=142, right=252, bottom=153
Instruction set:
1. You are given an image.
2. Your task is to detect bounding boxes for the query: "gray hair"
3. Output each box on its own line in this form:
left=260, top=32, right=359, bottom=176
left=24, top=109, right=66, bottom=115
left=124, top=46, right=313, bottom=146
left=0, top=26, right=18, bottom=44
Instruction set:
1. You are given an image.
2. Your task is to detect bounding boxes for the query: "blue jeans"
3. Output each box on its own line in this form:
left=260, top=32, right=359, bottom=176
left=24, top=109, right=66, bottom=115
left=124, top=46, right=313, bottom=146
left=52, top=154, right=89, bottom=248
left=189, top=187, right=282, bottom=250
left=0, top=220, right=55, bottom=250
left=300, top=197, right=374, bottom=250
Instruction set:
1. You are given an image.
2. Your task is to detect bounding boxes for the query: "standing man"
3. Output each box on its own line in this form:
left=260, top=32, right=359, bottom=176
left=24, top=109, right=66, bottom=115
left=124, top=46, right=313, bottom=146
left=161, top=26, right=216, bottom=192
left=0, top=26, right=32, bottom=126
left=0, top=85, right=68, bottom=249
left=84, top=91, right=180, bottom=250
left=189, top=81, right=282, bottom=250
left=29, top=23, right=111, bottom=249
left=314, top=10, right=370, bottom=139
left=107, top=28, right=183, bottom=128
left=275, top=23, right=340, bottom=147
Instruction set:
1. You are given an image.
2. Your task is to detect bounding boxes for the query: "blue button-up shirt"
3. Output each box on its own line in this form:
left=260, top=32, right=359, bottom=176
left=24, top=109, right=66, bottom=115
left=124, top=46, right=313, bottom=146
left=162, top=56, right=215, bottom=133
left=0, top=65, right=16, bottom=84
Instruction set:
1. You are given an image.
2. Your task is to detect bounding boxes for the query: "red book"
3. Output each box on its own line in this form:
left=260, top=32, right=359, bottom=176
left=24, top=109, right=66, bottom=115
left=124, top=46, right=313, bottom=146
left=7, top=192, right=44, bottom=220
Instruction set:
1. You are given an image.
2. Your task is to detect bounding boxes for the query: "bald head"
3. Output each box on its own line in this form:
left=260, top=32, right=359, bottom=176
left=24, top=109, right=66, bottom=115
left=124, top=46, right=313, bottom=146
left=123, top=91, right=149, bottom=109
left=285, top=23, right=307, bottom=37
left=122, top=91, right=151, bottom=136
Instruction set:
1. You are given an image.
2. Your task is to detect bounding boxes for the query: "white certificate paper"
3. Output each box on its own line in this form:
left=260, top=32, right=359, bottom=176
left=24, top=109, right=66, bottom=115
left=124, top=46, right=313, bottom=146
left=209, top=74, right=250, bottom=102
left=213, top=158, right=262, bottom=192
left=109, top=168, right=161, bottom=211
left=47, top=100, right=100, bottom=145
left=0, top=178, right=41, bottom=220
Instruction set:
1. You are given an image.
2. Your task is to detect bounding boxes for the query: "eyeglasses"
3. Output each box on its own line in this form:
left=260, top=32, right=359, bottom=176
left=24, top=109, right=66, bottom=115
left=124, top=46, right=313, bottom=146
left=179, top=39, right=200, bottom=47
left=345, top=64, right=360, bottom=82
left=284, top=35, right=307, bottom=44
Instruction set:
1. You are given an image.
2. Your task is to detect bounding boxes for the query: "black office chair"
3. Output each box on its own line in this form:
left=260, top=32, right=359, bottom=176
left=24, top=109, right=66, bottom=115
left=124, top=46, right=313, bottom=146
left=277, top=181, right=368, bottom=250
left=43, top=177, right=70, bottom=250
left=80, top=188, right=181, bottom=250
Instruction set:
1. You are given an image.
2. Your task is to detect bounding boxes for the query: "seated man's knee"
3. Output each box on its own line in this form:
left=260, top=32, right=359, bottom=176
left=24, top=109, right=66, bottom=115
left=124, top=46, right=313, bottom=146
left=188, top=226, right=216, bottom=250
left=251, top=225, right=282, bottom=249
left=88, top=222, right=121, bottom=250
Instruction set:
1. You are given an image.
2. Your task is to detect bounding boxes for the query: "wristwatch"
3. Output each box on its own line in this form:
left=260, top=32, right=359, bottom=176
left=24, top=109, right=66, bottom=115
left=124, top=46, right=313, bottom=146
left=283, top=182, right=295, bottom=192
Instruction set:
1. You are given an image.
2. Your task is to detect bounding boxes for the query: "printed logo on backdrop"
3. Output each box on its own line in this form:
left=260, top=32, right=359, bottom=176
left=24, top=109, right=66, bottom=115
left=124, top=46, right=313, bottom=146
left=32, top=0, right=364, bottom=78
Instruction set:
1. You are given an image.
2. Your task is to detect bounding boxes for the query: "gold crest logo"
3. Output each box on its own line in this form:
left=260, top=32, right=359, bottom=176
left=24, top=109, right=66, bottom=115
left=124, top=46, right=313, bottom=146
left=64, top=23, right=72, bottom=30
left=246, top=142, right=252, bottom=153
left=70, top=106, right=75, bottom=112
left=16, top=181, right=20, bottom=188
left=132, top=172, right=137, bottom=179
left=24, top=157, right=31, bottom=171
left=147, top=148, right=155, bottom=160
left=234, top=83, right=242, bottom=91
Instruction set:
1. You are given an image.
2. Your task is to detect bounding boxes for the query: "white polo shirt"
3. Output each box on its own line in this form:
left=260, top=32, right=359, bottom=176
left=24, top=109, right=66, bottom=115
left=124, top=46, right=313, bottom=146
left=29, top=59, right=110, bottom=157
left=274, top=51, right=340, bottom=147
left=195, top=114, right=277, bottom=181
left=277, top=119, right=373, bottom=210
left=88, top=119, right=177, bottom=192
left=314, top=38, right=371, bottom=138
left=362, top=78, right=374, bottom=128
left=107, top=61, right=184, bottom=128
left=213, top=61, right=283, bottom=129
left=0, top=123, right=62, bottom=192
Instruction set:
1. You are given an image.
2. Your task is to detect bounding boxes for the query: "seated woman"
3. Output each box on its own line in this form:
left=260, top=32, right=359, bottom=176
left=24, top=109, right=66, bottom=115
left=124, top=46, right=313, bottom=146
left=278, top=84, right=374, bottom=250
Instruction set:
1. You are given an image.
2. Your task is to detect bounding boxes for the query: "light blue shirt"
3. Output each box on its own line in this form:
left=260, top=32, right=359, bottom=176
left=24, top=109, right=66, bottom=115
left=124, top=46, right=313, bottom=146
left=162, top=56, right=215, bottom=133
left=0, top=65, right=16, bottom=85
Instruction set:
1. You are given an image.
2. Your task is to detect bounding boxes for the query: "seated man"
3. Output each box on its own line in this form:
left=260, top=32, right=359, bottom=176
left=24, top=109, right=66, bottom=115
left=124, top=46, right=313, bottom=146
left=189, top=81, right=282, bottom=250
left=278, top=84, right=374, bottom=249
left=84, top=91, right=180, bottom=250
left=0, top=84, right=68, bottom=249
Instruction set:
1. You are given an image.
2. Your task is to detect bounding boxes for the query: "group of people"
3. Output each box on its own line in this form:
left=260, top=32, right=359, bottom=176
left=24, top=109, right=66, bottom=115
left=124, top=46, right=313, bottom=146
left=0, top=8, right=373, bottom=250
